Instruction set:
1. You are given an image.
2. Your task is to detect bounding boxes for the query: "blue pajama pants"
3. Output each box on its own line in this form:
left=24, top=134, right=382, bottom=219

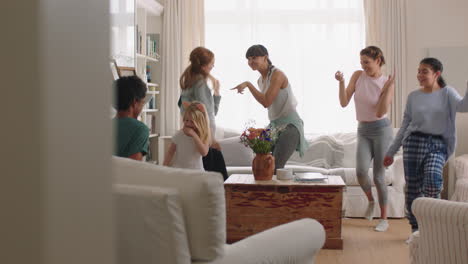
left=403, top=133, right=447, bottom=231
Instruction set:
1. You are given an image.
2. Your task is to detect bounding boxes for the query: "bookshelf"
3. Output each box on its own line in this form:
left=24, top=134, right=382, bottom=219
left=111, top=0, right=163, bottom=163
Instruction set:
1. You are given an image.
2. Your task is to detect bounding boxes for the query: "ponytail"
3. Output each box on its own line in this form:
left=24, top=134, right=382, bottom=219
left=437, top=76, right=447, bottom=87
left=180, top=47, right=214, bottom=90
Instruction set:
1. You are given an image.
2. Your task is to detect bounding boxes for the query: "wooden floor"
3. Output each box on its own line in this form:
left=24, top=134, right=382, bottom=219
left=315, top=218, right=411, bottom=264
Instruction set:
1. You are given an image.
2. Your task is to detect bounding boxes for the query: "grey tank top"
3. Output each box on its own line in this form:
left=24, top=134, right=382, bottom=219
left=258, top=67, right=298, bottom=121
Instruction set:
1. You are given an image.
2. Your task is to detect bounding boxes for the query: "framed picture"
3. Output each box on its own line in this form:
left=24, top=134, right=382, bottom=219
left=110, top=59, right=120, bottom=80
left=117, top=66, right=137, bottom=77
left=110, top=59, right=136, bottom=78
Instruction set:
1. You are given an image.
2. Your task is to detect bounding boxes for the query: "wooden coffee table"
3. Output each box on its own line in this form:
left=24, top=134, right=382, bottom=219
left=224, top=174, right=345, bottom=249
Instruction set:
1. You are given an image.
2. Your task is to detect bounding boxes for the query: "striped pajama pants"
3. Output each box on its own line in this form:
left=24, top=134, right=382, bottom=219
left=403, top=133, right=447, bottom=232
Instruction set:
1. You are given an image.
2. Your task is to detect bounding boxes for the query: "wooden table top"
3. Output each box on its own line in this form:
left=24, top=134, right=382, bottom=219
left=225, top=174, right=346, bottom=187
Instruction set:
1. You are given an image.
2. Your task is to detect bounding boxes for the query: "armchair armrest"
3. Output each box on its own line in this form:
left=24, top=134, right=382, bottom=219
left=411, top=198, right=468, bottom=264
left=451, top=178, right=468, bottom=202
left=454, top=154, right=468, bottom=181
left=218, top=218, right=325, bottom=264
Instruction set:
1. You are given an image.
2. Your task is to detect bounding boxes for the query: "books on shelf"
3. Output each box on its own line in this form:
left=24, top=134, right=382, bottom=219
left=146, top=33, right=160, bottom=59
left=294, top=172, right=327, bottom=182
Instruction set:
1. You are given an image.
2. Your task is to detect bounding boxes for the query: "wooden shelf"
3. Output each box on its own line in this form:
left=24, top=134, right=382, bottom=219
left=149, top=133, right=159, bottom=138
left=147, top=90, right=160, bottom=95
left=147, top=82, right=159, bottom=87
left=137, top=0, right=163, bottom=16
left=143, top=109, right=158, bottom=113
left=136, top=53, right=159, bottom=62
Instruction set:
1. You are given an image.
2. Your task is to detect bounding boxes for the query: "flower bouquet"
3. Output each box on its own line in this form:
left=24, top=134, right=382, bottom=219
left=240, top=127, right=281, bottom=180
left=240, top=127, right=276, bottom=154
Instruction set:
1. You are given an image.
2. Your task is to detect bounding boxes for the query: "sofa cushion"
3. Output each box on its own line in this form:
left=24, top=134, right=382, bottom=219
left=335, top=132, right=358, bottom=168
left=114, top=184, right=190, bottom=264
left=328, top=167, right=394, bottom=186
left=219, top=136, right=254, bottom=166
left=226, top=166, right=253, bottom=176
left=113, top=157, right=226, bottom=262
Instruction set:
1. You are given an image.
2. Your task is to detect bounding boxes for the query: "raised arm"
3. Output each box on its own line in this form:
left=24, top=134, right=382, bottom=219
left=208, top=75, right=221, bottom=115
left=376, top=74, right=395, bottom=118
left=335, top=70, right=361, bottom=107
left=448, top=83, right=468, bottom=113
left=183, top=127, right=209, bottom=157
left=231, top=70, right=286, bottom=108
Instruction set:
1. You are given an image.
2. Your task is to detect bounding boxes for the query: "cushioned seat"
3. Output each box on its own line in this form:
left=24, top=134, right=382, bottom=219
left=113, top=156, right=326, bottom=264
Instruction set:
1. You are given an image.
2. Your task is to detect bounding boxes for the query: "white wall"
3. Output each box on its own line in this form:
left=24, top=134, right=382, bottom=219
left=1, top=1, right=114, bottom=264
left=406, top=0, right=468, bottom=156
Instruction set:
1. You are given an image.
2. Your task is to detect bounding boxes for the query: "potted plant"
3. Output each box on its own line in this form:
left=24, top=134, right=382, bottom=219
left=240, top=127, right=280, bottom=180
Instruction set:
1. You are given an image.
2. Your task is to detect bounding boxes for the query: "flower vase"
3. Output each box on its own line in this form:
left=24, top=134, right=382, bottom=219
left=252, top=153, right=275, bottom=181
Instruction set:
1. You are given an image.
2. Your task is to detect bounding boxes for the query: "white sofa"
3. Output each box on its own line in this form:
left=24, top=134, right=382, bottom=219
left=113, top=156, right=326, bottom=264
left=218, top=129, right=406, bottom=218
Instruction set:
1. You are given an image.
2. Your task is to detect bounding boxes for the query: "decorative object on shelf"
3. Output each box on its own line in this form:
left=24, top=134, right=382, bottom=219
left=240, top=127, right=281, bottom=180
left=112, top=60, right=137, bottom=78
left=116, top=66, right=136, bottom=77
left=146, top=65, right=151, bottom=82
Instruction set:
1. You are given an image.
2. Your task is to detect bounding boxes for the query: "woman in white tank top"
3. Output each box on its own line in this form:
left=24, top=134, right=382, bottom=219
left=334, top=46, right=395, bottom=232
left=231, top=45, right=308, bottom=172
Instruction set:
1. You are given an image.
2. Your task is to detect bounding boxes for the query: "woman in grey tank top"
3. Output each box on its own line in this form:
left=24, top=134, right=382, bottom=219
left=231, top=45, right=308, bottom=172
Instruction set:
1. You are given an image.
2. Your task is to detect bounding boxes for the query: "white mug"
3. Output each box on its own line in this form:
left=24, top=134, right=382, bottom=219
left=276, top=168, right=293, bottom=180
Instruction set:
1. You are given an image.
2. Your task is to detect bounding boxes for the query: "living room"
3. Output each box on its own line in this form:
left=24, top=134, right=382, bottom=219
left=3, top=0, right=468, bottom=264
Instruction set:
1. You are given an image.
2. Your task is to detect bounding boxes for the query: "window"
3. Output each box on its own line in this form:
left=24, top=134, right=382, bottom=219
left=205, top=0, right=365, bottom=133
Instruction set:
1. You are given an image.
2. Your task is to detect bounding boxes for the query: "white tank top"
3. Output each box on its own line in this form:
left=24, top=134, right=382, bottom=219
left=354, top=72, right=388, bottom=122
left=258, top=67, right=298, bottom=121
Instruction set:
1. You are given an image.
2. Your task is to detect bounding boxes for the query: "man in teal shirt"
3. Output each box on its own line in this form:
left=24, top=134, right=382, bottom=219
left=113, top=76, right=149, bottom=160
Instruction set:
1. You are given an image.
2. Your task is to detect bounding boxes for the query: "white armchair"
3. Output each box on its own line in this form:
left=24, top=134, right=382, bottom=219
left=409, top=184, right=468, bottom=264
left=113, top=157, right=326, bottom=264
left=452, top=154, right=468, bottom=201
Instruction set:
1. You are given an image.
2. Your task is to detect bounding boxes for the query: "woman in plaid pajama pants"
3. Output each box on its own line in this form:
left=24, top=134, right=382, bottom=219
left=384, top=58, right=468, bottom=233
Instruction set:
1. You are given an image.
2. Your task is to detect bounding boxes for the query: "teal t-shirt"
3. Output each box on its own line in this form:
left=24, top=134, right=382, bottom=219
left=114, top=117, right=149, bottom=158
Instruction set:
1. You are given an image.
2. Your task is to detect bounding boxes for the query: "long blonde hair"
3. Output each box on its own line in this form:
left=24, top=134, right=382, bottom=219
left=183, top=102, right=211, bottom=144
left=180, top=47, right=214, bottom=90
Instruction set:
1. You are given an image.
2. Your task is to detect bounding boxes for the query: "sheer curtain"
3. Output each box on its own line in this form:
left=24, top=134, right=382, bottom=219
left=364, top=0, right=407, bottom=127
left=160, top=0, right=205, bottom=136
left=205, top=0, right=365, bottom=134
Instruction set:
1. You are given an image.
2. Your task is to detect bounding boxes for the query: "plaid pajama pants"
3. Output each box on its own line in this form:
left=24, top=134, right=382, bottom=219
left=403, top=132, right=447, bottom=231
